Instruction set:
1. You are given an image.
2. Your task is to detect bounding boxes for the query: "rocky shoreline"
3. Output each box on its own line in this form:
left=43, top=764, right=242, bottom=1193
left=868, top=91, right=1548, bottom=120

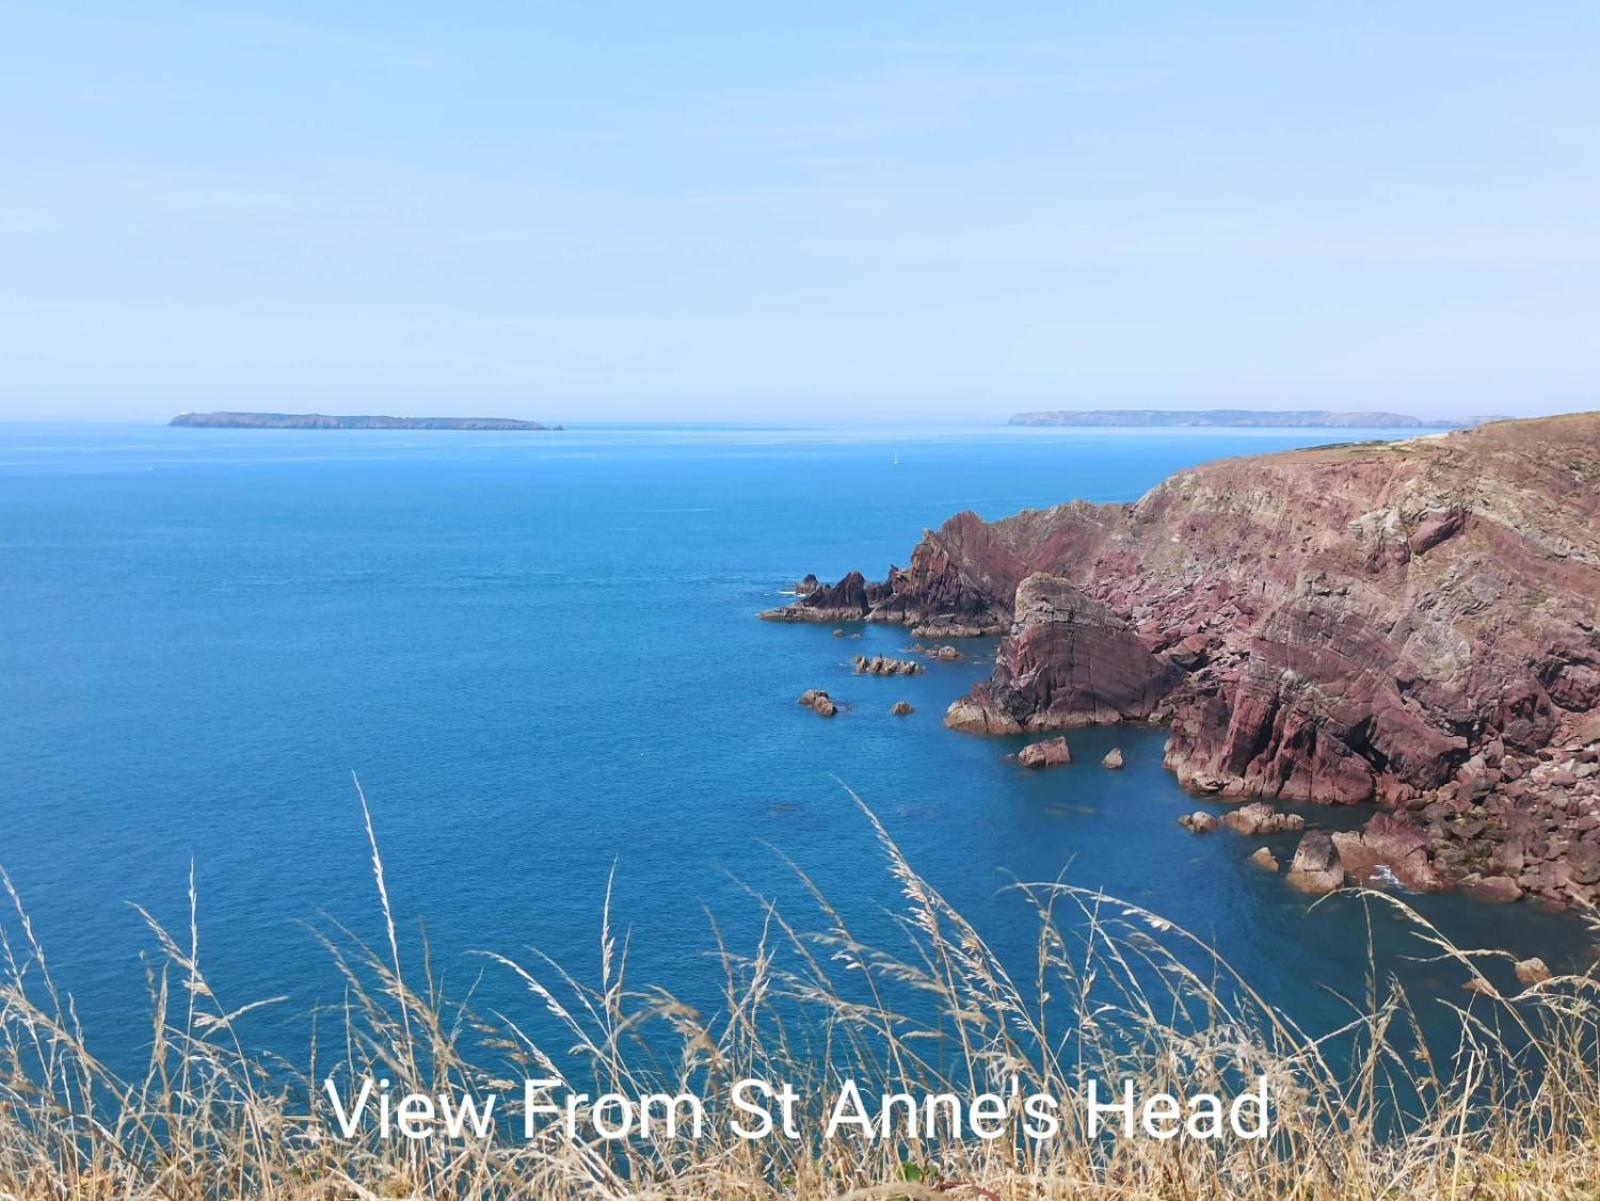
left=763, top=414, right=1600, bottom=909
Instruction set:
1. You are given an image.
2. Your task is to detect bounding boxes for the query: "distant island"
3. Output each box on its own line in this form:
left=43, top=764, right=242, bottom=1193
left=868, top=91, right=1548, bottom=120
left=1008, top=409, right=1481, bottom=429
left=170, top=411, right=550, bottom=430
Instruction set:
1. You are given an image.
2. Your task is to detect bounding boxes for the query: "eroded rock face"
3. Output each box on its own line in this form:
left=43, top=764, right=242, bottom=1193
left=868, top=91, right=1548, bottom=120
left=765, top=414, right=1600, bottom=908
left=950, top=574, right=1178, bottom=732
left=1332, top=813, right=1446, bottom=892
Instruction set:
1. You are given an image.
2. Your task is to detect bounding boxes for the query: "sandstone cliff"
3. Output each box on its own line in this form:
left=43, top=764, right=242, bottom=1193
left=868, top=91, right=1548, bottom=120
left=764, top=414, right=1600, bottom=906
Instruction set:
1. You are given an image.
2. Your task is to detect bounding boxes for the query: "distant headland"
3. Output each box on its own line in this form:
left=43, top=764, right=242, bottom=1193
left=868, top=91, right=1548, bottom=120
left=170, top=411, right=552, bottom=431
left=1008, top=409, right=1485, bottom=429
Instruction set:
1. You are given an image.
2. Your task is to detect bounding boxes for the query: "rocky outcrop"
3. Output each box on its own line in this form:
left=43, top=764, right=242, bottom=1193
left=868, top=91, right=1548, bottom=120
left=890, top=701, right=914, bottom=716
left=854, top=655, right=923, bottom=676
left=1221, top=803, right=1306, bottom=837
left=943, top=574, right=1177, bottom=732
left=1102, top=747, right=1125, bottom=769
left=1179, top=812, right=1219, bottom=834
left=765, top=571, right=882, bottom=623
left=764, top=414, right=1600, bottom=908
left=1332, top=813, right=1446, bottom=892
left=1018, top=737, right=1071, bottom=768
left=797, top=689, right=837, bottom=717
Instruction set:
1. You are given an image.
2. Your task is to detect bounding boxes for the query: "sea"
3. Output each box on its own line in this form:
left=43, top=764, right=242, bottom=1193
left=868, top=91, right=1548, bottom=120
left=0, top=422, right=1590, bottom=1074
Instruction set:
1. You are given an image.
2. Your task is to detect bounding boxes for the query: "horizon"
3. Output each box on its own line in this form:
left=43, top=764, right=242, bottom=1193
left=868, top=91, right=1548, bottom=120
left=5, top=405, right=1595, bottom=431
left=3, top=3, right=1598, bottom=423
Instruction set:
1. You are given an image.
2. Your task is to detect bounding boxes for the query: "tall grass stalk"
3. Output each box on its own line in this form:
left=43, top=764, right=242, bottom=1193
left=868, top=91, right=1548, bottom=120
left=1, top=787, right=1597, bottom=1200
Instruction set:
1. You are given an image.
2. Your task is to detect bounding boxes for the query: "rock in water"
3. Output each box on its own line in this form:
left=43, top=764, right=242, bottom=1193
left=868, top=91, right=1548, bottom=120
left=1179, top=812, right=1219, bottom=834
left=797, top=689, right=837, bottom=717
left=890, top=700, right=914, bottom=716
left=1287, top=832, right=1345, bottom=894
left=1248, top=847, right=1279, bottom=872
left=1018, top=736, right=1071, bottom=768
left=1462, top=874, right=1523, bottom=904
left=1221, top=802, right=1305, bottom=836
left=761, top=414, right=1600, bottom=909
left=1515, top=957, right=1552, bottom=985
left=853, top=654, right=924, bottom=676
left=1102, top=747, right=1124, bottom=769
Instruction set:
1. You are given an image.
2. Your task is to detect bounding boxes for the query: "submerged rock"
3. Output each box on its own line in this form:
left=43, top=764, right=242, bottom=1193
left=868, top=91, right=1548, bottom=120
left=1018, top=736, right=1071, bottom=769
left=1248, top=847, right=1280, bottom=872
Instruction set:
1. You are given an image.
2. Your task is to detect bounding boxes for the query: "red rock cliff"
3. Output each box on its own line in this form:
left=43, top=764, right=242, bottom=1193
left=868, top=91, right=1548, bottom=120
left=765, top=414, right=1600, bottom=906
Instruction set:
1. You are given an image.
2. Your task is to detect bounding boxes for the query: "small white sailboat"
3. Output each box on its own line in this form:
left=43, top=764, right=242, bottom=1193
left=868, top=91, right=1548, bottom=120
left=892, top=451, right=900, bottom=466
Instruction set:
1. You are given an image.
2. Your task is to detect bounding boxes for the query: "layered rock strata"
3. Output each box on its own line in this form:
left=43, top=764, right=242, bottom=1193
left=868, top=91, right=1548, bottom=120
left=765, top=415, right=1600, bottom=907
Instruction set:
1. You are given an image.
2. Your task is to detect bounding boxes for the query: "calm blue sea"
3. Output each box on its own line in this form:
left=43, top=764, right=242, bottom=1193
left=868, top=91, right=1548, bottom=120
left=0, top=423, right=1589, bottom=1070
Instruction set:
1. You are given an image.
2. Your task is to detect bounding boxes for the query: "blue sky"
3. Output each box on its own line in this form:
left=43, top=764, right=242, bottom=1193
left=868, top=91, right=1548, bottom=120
left=2, top=2, right=1596, bottom=422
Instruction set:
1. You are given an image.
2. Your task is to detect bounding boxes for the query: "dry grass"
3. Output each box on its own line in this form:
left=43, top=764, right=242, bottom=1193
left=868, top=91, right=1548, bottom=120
left=2, top=786, right=1598, bottom=1200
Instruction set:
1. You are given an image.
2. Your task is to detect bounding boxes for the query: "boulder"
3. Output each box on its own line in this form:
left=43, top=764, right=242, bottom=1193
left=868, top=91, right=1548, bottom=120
left=1462, top=874, right=1523, bottom=904
left=1221, top=802, right=1306, bottom=837
left=1102, top=747, right=1125, bottom=770
left=890, top=700, right=914, bottom=716
left=1018, top=736, right=1071, bottom=769
left=1248, top=847, right=1279, bottom=872
left=1514, top=957, right=1552, bottom=986
left=944, top=693, right=1023, bottom=734
left=1179, top=811, right=1219, bottom=834
left=1286, top=832, right=1345, bottom=894
left=798, top=689, right=837, bottom=717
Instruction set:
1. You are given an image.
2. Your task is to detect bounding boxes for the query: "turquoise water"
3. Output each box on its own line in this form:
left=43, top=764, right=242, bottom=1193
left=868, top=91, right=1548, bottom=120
left=0, top=423, right=1589, bottom=1069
